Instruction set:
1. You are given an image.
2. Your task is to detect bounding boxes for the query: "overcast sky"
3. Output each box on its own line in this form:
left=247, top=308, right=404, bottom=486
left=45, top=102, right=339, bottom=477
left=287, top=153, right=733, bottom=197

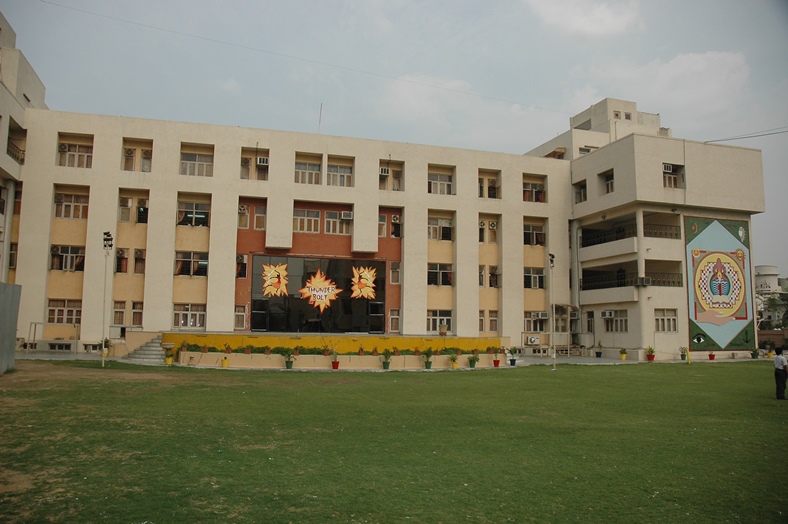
left=3, top=0, right=787, bottom=274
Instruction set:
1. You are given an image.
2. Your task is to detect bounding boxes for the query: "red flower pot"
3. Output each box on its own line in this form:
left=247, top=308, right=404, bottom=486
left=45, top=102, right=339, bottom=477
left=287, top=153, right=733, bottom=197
left=708, top=354, right=716, bottom=360
left=647, top=354, right=655, bottom=362
left=331, top=361, right=340, bottom=369
left=493, top=359, right=500, bottom=367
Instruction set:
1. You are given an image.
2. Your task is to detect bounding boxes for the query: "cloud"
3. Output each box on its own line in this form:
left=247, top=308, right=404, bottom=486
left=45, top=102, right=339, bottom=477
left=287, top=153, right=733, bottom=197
left=219, top=78, right=242, bottom=95
left=524, top=0, right=641, bottom=37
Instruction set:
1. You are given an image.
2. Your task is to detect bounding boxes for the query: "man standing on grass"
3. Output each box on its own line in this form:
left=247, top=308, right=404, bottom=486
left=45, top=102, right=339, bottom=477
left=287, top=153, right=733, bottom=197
left=774, top=348, right=787, bottom=400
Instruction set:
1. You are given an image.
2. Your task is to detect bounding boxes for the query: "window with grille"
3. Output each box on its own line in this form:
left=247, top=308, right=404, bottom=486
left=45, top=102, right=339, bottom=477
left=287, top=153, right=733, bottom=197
left=427, top=263, right=453, bottom=286
left=378, top=214, right=387, bottom=237
left=427, top=173, right=453, bottom=195
left=603, top=170, right=615, bottom=194
left=479, top=310, right=485, bottom=332
left=118, top=197, right=132, bottom=222
left=489, top=310, right=499, bottom=333
left=115, top=249, right=128, bottom=273
left=236, top=255, right=248, bottom=278
left=426, top=310, right=452, bottom=333
left=523, top=224, right=546, bottom=246
left=389, top=308, right=400, bottom=333
left=234, top=305, right=246, bottom=329
left=238, top=207, right=250, bottom=229
left=524, top=312, right=546, bottom=333
left=479, top=266, right=485, bottom=287
left=604, top=310, right=628, bottom=332
left=489, top=266, right=500, bottom=288
left=574, top=182, right=587, bottom=203
left=113, top=301, right=125, bottom=325
left=48, top=299, right=82, bottom=324
left=325, top=211, right=351, bottom=235
left=523, top=182, right=546, bottom=202
left=427, top=217, right=453, bottom=240
left=54, top=194, right=89, bottom=219
left=137, top=199, right=149, bottom=224
left=174, top=251, right=209, bottom=276
left=134, top=250, right=145, bottom=274
left=132, top=302, right=143, bottom=326
left=173, top=303, right=206, bottom=329
left=524, top=267, right=545, bottom=288
left=50, top=246, right=85, bottom=271
left=180, top=153, right=214, bottom=177
left=253, top=206, right=266, bottom=230
left=58, top=144, right=93, bottom=168
left=177, top=202, right=210, bottom=227
left=9, top=243, right=17, bottom=269
left=293, top=209, right=320, bottom=233
left=327, top=164, right=353, bottom=187
left=390, top=261, right=400, bottom=285
left=294, top=162, right=321, bottom=184
left=655, top=308, right=678, bottom=332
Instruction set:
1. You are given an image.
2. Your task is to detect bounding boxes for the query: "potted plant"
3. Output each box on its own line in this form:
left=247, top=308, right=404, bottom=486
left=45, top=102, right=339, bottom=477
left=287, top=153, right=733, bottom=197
left=448, top=352, right=459, bottom=369
left=358, top=344, right=365, bottom=356
left=224, top=343, right=233, bottom=354
left=646, top=346, right=656, bottom=362
left=708, top=350, right=716, bottom=361
left=751, top=348, right=760, bottom=359
left=679, top=347, right=687, bottom=361
left=331, top=349, right=340, bottom=370
left=244, top=344, right=253, bottom=355
left=508, top=347, right=518, bottom=366
left=164, top=349, right=174, bottom=366
left=619, top=348, right=627, bottom=361
left=468, top=354, right=480, bottom=368
left=423, top=348, right=434, bottom=369
left=381, top=349, right=392, bottom=370
left=282, top=348, right=295, bottom=369
left=492, top=347, right=501, bottom=367
left=595, top=340, right=603, bottom=358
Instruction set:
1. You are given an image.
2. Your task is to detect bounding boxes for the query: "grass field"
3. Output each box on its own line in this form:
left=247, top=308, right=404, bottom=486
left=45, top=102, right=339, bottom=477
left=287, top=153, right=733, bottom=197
left=0, top=360, right=786, bottom=523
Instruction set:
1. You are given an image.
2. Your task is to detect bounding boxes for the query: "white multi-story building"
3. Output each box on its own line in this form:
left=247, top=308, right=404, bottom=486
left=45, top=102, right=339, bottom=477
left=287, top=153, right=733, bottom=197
left=0, top=13, right=765, bottom=359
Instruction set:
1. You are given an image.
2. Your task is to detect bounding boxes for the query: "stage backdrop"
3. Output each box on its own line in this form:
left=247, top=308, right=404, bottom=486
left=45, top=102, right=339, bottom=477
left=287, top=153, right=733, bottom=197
left=685, top=217, right=756, bottom=351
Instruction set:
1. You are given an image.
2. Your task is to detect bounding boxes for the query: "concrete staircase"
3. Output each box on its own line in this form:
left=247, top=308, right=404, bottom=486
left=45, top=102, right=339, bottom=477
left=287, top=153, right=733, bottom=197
left=123, top=335, right=166, bottom=366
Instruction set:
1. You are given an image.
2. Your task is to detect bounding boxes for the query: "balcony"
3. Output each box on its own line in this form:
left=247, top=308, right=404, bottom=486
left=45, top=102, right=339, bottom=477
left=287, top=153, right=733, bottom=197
left=6, top=140, right=24, bottom=165
left=580, top=271, right=683, bottom=291
left=581, top=223, right=680, bottom=248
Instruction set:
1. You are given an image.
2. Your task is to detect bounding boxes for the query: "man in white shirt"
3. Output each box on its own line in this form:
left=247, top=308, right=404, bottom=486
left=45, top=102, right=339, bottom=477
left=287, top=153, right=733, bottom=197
left=774, top=348, right=787, bottom=400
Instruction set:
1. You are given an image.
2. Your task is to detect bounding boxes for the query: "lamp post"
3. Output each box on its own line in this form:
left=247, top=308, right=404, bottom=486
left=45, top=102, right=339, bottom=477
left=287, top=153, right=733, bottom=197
left=102, top=231, right=113, bottom=368
left=549, top=253, right=555, bottom=371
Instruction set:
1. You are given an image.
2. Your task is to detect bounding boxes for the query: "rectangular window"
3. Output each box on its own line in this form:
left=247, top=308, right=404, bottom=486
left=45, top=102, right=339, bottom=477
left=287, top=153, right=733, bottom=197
left=604, top=310, right=628, bottom=333
left=237, top=207, right=250, bottom=229
left=586, top=311, right=594, bottom=334
left=293, top=209, right=320, bottom=233
left=174, top=251, right=209, bottom=276
left=54, top=194, right=89, bottom=219
left=115, top=248, right=128, bottom=273
left=655, top=308, right=678, bottom=332
left=253, top=206, right=266, bottom=230
left=180, top=153, right=214, bottom=177
left=489, top=266, right=500, bottom=288
left=325, top=211, right=351, bottom=235
left=523, top=182, right=545, bottom=202
left=426, top=310, right=452, bottom=333
left=478, top=222, right=485, bottom=242
left=134, top=249, right=146, bottom=274
left=479, top=266, right=485, bottom=287
left=294, top=162, right=321, bottom=184
left=524, top=267, right=545, bottom=289
left=327, top=164, right=353, bottom=187
left=236, top=254, right=248, bottom=278
left=389, top=308, right=400, bottom=333
left=173, top=303, right=206, bottom=329
left=9, top=243, right=17, bottom=269
left=48, top=299, right=82, bottom=324
left=478, top=178, right=484, bottom=198
left=489, top=310, right=499, bottom=333
left=234, top=305, right=246, bottom=330
left=427, top=217, right=453, bottom=240
left=488, top=222, right=498, bottom=243
left=574, top=182, right=587, bottom=203
left=479, top=310, right=485, bottom=332
left=118, top=197, right=132, bottom=222
left=427, top=173, right=453, bottom=195
left=524, top=312, right=546, bottom=333
left=177, top=201, right=210, bottom=227
left=58, top=144, right=93, bottom=168
left=603, top=170, right=615, bottom=194
left=132, top=302, right=143, bottom=326
left=378, top=214, right=387, bottom=237
left=390, top=261, right=400, bottom=285
left=50, top=246, right=85, bottom=271
left=113, top=301, right=125, bottom=326
left=427, top=263, right=453, bottom=286
left=523, top=224, right=546, bottom=246
left=137, top=199, right=149, bottom=224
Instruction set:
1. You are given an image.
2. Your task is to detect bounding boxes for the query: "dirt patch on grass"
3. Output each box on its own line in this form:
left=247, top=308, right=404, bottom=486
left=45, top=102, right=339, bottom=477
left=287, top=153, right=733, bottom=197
left=1, top=361, right=194, bottom=390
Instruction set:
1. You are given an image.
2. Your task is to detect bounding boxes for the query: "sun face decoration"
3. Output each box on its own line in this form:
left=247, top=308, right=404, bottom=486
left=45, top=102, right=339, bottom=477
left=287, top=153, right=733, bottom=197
left=350, top=266, right=376, bottom=299
left=299, top=269, right=343, bottom=312
left=262, top=263, right=289, bottom=297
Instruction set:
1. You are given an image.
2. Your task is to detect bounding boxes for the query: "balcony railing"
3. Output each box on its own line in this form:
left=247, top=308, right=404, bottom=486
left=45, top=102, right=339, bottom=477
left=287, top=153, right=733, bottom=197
left=580, top=271, right=683, bottom=291
left=581, top=223, right=681, bottom=247
left=643, top=224, right=681, bottom=239
left=6, top=141, right=25, bottom=165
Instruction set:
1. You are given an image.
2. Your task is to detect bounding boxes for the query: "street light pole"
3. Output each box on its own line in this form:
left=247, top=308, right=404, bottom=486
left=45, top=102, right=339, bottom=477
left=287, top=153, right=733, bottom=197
left=549, top=253, right=555, bottom=371
left=102, top=231, right=113, bottom=368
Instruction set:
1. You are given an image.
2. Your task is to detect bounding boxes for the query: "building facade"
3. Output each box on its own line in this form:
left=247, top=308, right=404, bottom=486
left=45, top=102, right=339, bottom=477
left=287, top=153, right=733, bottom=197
left=0, top=14, right=765, bottom=358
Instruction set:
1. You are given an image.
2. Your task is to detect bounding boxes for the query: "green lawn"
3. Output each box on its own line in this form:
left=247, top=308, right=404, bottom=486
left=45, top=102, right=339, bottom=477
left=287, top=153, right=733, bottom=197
left=1, top=360, right=785, bottom=523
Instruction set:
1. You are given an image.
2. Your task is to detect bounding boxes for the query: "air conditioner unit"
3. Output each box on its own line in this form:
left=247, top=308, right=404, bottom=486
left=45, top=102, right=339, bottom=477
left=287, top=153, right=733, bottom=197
left=392, top=170, right=402, bottom=178
left=479, top=220, right=486, bottom=228
left=241, top=158, right=250, bottom=167
left=601, top=310, right=615, bottom=318
left=256, top=157, right=269, bottom=166
left=662, top=163, right=673, bottom=173
left=536, top=184, right=544, bottom=190
left=340, top=211, right=354, bottom=221
left=379, top=167, right=390, bottom=176
left=119, top=197, right=131, bottom=207
left=527, top=336, right=541, bottom=345
left=58, top=143, right=68, bottom=152
left=54, top=194, right=64, bottom=203
left=116, top=248, right=126, bottom=258
left=236, top=254, right=245, bottom=264
left=125, top=148, right=135, bottom=157
left=50, top=245, right=60, bottom=255
left=238, top=205, right=247, bottom=214
left=635, top=276, right=652, bottom=286
left=570, top=311, right=579, bottom=320
left=391, top=215, right=400, bottom=223
left=142, top=149, right=152, bottom=160
left=535, top=312, right=550, bottom=319
left=137, top=199, right=147, bottom=208
left=489, top=221, right=497, bottom=230
left=134, top=249, right=145, bottom=259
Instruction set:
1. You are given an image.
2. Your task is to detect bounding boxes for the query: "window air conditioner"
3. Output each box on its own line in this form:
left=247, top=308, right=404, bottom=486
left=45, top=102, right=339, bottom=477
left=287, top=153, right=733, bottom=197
left=479, top=221, right=486, bottom=228
left=535, top=312, right=549, bottom=319
left=119, top=197, right=131, bottom=207
left=340, top=211, right=354, bottom=221
left=527, top=336, right=541, bottom=345
left=50, top=245, right=60, bottom=255
left=601, top=310, right=615, bottom=318
left=142, top=149, right=152, bottom=160
left=236, top=254, right=245, bottom=264
left=54, top=194, right=64, bottom=203
left=241, top=158, right=250, bottom=167
left=134, top=249, right=145, bottom=259
left=238, top=205, right=247, bottom=214
left=256, top=157, right=269, bottom=166
left=570, top=311, right=579, bottom=320
left=391, top=215, right=400, bottom=223
left=125, top=148, right=135, bottom=157
left=635, top=276, right=652, bottom=286
left=662, top=163, right=673, bottom=173
left=137, top=199, right=147, bottom=207
left=116, top=248, right=126, bottom=258
left=58, top=143, right=68, bottom=152
left=379, top=167, right=390, bottom=176
left=489, top=221, right=497, bottom=230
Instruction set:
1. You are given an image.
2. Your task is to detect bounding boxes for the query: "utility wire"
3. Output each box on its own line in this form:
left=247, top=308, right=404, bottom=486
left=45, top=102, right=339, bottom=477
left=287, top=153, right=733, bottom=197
left=38, top=0, right=571, bottom=116
left=706, top=126, right=788, bottom=143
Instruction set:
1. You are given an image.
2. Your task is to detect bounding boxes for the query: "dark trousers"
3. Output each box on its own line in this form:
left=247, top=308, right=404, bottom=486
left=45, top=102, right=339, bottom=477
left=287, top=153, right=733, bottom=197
left=776, top=368, right=787, bottom=400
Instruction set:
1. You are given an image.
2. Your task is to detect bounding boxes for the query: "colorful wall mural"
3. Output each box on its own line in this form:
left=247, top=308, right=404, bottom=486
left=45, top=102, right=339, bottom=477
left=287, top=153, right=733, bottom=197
left=685, top=217, right=756, bottom=351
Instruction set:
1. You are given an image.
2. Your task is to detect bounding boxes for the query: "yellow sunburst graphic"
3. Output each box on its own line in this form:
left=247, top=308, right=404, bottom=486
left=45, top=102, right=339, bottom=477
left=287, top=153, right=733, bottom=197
left=351, top=266, right=376, bottom=299
left=299, top=269, right=343, bottom=312
left=262, top=263, right=288, bottom=297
